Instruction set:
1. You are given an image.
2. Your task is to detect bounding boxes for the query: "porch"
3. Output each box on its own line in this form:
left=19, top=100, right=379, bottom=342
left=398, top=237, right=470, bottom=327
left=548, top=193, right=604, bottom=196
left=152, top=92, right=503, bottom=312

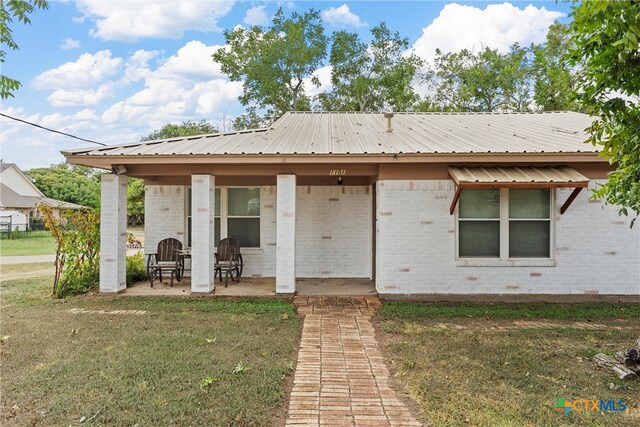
left=124, top=278, right=377, bottom=297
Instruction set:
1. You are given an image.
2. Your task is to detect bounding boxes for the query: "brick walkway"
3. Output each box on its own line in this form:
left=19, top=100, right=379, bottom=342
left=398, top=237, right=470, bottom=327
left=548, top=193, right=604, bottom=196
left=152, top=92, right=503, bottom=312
left=287, top=296, right=421, bottom=426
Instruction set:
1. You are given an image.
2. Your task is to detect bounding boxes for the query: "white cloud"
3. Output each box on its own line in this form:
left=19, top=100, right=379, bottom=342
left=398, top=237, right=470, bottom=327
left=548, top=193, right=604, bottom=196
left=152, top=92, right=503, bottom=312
left=32, top=50, right=122, bottom=90
left=60, top=38, right=81, bottom=50
left=47, top=85, right=114, bottom=107
left=244, top=5, right=269, bottom=26
left=74, top=0, right=236, bottom=42
left=156, top=40, right=225, bottom=79
left=321, top=4, right=366, bottom=28
left=122, top=49, right=160, bottom=84
left=413, top=3, right=564, bottom=64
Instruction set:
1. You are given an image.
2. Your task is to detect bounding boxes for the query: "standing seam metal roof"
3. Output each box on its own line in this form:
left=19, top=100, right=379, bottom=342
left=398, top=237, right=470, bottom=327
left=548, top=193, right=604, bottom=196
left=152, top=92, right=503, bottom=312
left=62, top=111, right=597, bottom=157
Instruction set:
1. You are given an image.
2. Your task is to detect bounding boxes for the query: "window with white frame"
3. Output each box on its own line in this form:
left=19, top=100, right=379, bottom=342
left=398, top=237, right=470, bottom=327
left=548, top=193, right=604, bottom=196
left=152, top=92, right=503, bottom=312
left=458, top=188, right=551, bottom=259
left=187, top=187, right=261, bottom=248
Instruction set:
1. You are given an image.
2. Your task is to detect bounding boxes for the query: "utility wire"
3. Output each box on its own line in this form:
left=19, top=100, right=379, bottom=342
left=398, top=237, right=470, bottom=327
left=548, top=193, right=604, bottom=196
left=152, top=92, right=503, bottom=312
left=0, top=112, right=107, bottom=146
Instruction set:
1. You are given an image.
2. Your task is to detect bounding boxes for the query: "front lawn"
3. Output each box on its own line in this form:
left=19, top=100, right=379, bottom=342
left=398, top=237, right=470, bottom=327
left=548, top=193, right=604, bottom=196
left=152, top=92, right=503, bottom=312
left=0, top=264, right=301, bottom=426
left=379, top=302, right=640, bottom=427
left=0, top=231, right=56, bottom=256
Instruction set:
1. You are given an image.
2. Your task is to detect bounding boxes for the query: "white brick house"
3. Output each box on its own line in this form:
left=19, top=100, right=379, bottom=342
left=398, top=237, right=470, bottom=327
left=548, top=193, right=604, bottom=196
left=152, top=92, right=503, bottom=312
left=62, top=112, right=640, bottom=298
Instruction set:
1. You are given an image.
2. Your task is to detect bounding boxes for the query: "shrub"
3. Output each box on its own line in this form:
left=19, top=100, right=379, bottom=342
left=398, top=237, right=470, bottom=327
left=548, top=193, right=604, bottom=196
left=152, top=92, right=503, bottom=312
left=126, top=252, right=147, bottom=286
left=41, top=205, right=100, bottom=298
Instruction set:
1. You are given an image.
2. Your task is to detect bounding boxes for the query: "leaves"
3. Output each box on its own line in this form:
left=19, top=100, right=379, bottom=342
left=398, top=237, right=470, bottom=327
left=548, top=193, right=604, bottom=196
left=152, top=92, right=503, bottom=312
left=567, top=1, right=640, bottom=222
left=140, top=120, right=219, bottom=141
left=1, top=0, right=49, bottom=98
left=232, top=361, right=251, bottom=374
left=26, top=164, right=101, bottom=209
left=213, top=7, right=327, bottom=127
left=424, top=44, right=534, bottom=112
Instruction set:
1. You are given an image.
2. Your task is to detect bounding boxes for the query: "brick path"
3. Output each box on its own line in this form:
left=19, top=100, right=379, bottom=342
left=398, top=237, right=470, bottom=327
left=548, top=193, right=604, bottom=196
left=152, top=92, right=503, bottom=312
left=287, top=296, right=421, bottom=426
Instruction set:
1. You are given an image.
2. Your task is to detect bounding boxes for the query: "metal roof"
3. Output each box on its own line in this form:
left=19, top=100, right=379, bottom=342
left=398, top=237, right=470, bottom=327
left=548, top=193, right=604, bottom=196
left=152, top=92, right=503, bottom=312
left=448, top=166, right=589, bottom=187
left=63, top=111, right=597, bottom=158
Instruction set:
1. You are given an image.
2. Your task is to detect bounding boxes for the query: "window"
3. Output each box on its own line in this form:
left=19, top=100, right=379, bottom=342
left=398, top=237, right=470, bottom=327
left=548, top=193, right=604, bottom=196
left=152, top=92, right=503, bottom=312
left=458, top=188, right=551, bottom=259
left=187, top=187, right=260, bottom=248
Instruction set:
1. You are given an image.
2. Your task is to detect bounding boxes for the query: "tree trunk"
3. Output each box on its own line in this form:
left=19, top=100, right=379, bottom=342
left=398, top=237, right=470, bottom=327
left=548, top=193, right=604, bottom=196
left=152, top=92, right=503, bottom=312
left=615, top=351, right=640, bottom=374
left=628, top=338, right=640, bottom=361
left=594, top=353, right=638, bottom=380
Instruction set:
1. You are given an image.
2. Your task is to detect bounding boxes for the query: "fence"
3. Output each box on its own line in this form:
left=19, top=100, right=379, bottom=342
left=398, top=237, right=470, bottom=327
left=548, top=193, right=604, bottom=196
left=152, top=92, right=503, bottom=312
left=0, top=217, right=47, bottom=235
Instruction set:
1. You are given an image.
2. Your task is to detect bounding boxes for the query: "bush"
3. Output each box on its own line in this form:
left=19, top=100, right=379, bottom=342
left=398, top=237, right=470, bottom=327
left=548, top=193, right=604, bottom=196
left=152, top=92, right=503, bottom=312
left=126, top=252, right=147, bottom=286
left=57, top=269, right=100, bottom=298
left=0, top=230, right=51, bottom=240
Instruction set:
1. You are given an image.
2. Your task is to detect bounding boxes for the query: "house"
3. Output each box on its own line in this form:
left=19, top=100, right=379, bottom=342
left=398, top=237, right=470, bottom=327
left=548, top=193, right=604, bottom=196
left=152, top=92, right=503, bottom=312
left=0, top=162, right=85, bottom=229
left=62, top=112, right=640, bottom=298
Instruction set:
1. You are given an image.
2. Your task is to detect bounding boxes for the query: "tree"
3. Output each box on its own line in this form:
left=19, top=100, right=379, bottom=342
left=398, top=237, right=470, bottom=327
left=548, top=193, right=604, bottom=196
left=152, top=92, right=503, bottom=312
left=533, top=22, right=579, bottom=111
left=1, top=0, right=49, bottom=98
left=127, top=178, right=144, bottom=225
left=213, top=8, right=327, bottom=129
left=141, top=119, right=218, bottom=141
left=427, top=45, right=533, bottom=112
left=567, top=1, right=640, bottom=222
left=27, top=164, right=101, bottom=208
left=318, top=23, right=423, bottom=112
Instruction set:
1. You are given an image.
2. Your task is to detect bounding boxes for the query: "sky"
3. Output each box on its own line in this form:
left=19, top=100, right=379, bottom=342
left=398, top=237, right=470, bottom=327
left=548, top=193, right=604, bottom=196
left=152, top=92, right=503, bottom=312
left=0, top=0, right=574, bottom=169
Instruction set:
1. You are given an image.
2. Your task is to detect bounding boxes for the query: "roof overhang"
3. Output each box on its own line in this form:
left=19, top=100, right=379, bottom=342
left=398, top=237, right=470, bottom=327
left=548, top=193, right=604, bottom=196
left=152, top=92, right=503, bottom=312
left=448, top=166, right=590, bottom=215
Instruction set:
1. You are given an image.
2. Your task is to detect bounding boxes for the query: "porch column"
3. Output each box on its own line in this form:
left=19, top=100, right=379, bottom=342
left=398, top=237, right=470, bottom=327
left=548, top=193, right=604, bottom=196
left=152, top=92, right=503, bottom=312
left=191, top=175, right=216, bottom=293
left=276, top=174, right=296, bottom=294
left=100, top=174, right=127, bottom=293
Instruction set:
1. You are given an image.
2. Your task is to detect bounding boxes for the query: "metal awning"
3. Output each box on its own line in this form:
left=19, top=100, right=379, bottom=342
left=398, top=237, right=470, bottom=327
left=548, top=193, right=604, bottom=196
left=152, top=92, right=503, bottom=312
left=448, top=166, right=589, bottom=215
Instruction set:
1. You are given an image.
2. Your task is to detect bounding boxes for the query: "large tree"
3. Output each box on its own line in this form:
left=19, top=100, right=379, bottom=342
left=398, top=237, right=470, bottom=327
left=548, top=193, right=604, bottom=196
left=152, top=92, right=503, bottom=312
left=141, top=119, right=218, bottom=141
left=426, top=44, right=533, bottom=112
left=567, top=1, right=640, bottom=222
left=318, top=23, right=423, bottom=112
left=1, top=0, right=49, bottom=98
left=27, top=164, right=101, bottom=208
left=213, top=8, right=327, bottom=129
left=533, top=22, right=579, bottom=111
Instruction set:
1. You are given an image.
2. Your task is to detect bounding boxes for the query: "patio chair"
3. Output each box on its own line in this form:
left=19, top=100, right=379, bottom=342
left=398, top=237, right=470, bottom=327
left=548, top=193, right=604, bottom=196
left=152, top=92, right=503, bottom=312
left=214, top=238, right=243, bottom=287
left=147, top=238, right=183, bottom=287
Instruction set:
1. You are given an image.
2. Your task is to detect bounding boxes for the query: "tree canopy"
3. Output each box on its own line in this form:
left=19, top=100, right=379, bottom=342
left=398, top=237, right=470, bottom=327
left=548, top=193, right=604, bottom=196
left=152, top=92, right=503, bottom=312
left=213, top=8, right=327, bottom=129
left=1, top=0, right=49, bottom=99
left=27, top=164, right=101, bottom=208
left=567, top=1, right=640, bottom=222
left=141, top=119, right=219, bottom=141
left=423, top=44, right=533, bottom=112
left=318, top=23, right=423, bottom=112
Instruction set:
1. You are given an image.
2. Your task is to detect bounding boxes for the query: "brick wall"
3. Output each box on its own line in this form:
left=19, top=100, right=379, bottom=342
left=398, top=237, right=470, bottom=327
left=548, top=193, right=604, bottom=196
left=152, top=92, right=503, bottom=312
left=144, top=184, right=373, bottom=279
left=376, top=180, right=640, bottom=295
left=144, top=185, right=186, bottom=256
left=296, top=186, right=373, bottom=278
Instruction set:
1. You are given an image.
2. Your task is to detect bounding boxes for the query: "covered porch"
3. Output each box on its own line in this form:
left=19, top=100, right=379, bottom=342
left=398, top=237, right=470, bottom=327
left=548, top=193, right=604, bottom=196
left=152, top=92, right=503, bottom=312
left=124, top=277, right=377, bottom=297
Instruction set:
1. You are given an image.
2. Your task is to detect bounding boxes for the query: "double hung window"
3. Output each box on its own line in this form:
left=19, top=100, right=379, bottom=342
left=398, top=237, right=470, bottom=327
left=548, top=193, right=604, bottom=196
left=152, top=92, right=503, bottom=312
left=458, top=188, right=551, bottom=259
left=188, top=187, right=261, bottom=248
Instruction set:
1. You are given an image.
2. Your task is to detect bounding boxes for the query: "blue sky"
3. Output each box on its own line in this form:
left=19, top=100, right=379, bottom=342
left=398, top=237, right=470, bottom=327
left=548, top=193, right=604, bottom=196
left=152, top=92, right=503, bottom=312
left=1, top=1, right=573, bottom=169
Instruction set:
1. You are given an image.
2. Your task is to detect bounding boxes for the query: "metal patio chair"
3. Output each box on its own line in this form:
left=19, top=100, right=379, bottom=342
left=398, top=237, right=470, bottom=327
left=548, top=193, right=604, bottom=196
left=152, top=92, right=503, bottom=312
left=214, top=238, right=243, bottom=287
left=147, top=238, right=183, bottom=287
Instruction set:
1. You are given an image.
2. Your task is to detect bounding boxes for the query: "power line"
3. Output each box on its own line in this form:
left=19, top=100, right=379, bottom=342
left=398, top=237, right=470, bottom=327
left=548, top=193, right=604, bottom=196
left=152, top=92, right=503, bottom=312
left=0, top=112, right=107, bottom=146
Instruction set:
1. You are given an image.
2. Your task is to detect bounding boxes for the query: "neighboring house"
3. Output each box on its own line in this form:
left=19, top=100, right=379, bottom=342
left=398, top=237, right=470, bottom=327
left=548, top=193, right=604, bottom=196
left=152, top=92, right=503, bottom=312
left=62, top=112, right=639, bottom=297
left=0, top=162, right=85, bottom=228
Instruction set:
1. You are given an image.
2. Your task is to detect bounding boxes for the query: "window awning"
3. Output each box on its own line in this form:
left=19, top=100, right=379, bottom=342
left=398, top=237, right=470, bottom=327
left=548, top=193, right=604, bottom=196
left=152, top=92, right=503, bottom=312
left=448, top=166, right=589, bottom=215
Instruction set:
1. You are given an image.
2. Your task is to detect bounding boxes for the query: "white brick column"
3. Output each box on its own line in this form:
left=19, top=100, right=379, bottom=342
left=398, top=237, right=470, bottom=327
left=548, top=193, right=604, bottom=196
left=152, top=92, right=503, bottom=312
left=276, top=174, right=296, bottom=293
left=100, top=174, right=127, bottom=293
left=191, top=175, right=216, bottom=293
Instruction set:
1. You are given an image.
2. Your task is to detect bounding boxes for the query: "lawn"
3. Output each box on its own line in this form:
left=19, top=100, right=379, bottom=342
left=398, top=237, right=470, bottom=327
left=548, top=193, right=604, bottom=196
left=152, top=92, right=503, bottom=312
left=379, top=302, right=640, bottom=427
left=0, top=231, right=56, bottom=256
left=0, top=263, right=301, bottom=426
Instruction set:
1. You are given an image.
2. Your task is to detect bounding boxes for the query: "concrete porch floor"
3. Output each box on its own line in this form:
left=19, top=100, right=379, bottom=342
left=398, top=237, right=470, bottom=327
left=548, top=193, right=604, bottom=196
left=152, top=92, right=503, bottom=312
left=123, top=277, right=376, bottom=297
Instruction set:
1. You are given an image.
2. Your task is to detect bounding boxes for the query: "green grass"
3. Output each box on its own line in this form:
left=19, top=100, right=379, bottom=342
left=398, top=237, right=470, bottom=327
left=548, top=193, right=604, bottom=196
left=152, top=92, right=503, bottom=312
left=0, top=231, right=56, bottom=256
left=0, top=264, right=301, bottom=426
left=380, top=302, right=640, bottom=427
left=381, top=301, right=640, bottom=320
